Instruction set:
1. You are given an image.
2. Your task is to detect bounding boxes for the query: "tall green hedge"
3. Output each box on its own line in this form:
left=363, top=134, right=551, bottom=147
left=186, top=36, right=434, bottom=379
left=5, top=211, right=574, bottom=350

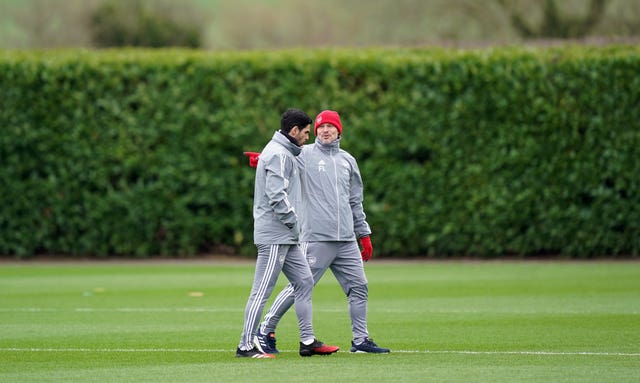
left=1, top=46, right=639, bottom=258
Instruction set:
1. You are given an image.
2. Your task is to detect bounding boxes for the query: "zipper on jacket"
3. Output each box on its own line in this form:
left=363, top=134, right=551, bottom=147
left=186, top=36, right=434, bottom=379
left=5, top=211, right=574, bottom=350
left=331, top=150, right=340, bottom=240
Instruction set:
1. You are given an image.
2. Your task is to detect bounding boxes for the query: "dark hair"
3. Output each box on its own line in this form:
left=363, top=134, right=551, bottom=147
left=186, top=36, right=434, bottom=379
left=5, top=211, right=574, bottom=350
left=280, top=108, right=312, bottom=133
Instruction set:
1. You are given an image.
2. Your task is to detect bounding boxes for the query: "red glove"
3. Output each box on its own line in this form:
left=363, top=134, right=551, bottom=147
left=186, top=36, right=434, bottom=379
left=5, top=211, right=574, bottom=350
left=359, top=236, right=373, bottom=262
left=243, top=152, right=260, bottom=168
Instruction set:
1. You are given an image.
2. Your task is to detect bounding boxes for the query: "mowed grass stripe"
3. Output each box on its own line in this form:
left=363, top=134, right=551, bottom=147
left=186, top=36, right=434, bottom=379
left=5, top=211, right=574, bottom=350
left=2, top=307, right=637, bottom=314
left=2, top=347, right=639, bottom=357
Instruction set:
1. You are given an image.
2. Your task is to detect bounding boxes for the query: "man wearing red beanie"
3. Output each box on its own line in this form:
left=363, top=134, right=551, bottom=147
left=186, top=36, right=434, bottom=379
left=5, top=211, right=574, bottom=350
left=249, top=109, right=390, bottom=354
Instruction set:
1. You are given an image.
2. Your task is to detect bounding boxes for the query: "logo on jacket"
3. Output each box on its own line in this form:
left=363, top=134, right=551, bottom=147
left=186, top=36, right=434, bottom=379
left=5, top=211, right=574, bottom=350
left=342, top=160, right=350, bottom=175
left=318, top=160, right=326, bottom=172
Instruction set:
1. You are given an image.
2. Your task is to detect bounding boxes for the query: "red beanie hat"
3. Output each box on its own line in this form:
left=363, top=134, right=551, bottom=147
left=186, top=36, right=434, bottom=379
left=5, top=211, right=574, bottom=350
left=314, top=110, right=342, bottom=136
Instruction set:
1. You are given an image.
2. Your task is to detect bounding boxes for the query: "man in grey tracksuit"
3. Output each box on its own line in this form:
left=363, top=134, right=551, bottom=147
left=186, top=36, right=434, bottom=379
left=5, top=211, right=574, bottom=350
left=253, top=110, right=390, bottom=354
left=236, top=108, right=339, bottom=359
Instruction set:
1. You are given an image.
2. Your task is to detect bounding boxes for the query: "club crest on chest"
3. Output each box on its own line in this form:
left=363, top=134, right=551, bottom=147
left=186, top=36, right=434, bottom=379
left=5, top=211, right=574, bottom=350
left=341, top=160, right=350, bottom=175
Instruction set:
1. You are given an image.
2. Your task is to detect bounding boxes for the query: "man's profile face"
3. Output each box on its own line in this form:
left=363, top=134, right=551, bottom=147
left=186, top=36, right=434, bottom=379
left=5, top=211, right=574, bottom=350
left=291, top=124, right=311, bottom=146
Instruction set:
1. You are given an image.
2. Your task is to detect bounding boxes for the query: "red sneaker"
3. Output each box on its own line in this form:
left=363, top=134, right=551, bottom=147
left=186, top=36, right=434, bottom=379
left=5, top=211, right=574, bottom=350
left=299, top=339, right=340, bottom=357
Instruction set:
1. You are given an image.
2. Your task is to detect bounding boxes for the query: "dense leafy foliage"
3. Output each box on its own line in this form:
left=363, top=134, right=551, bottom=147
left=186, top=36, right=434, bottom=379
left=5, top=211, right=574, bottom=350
left=90, top=0, right=203, bottom=48
left=1, top=46, right=638, bottom=257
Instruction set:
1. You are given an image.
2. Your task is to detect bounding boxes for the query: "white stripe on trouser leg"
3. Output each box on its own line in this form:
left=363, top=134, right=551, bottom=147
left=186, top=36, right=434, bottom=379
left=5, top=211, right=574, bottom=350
left=242, top=244, right=279, bottom=350
left=262, top=283, right=295, bottom=333
left=271, top=284, right=295, bottom=313
left=243, top=244, right=278, bottom=348
left=261, top=242, right=308, bottom=333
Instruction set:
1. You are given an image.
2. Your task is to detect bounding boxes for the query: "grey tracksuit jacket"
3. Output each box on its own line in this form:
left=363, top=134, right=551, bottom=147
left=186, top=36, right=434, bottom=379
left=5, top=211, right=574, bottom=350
left=298, top=136, right=371, bottom=242
left=253, top=131, right=302, bottom=245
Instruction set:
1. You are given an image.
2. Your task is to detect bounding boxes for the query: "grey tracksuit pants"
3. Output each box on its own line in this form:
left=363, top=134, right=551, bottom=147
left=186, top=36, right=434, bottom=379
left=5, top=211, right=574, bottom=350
left=260, top=241, right=370, bottom=342
left=238, top=244, right=315, bottom=351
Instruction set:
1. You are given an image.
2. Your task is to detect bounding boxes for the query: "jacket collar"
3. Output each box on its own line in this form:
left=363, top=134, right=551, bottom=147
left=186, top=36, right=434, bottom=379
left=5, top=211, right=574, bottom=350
left=273, top=131, right=302, bottom=156
left=315, top=136, right=341, bottom=153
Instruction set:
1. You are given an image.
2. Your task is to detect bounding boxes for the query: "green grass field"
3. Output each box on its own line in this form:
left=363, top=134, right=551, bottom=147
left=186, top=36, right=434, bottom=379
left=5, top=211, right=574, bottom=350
left=1, top=260, right=638, bottom=382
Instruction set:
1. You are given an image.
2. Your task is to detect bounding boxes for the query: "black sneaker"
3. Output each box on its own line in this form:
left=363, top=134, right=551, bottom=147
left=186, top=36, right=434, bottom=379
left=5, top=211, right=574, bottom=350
left=299, top=339, right=339, bottom=357
left=235, top=347, right=275, bottom=359
left=254, top=329, right=279, bottom=354
left=350, top=338, right=390, bottom=353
